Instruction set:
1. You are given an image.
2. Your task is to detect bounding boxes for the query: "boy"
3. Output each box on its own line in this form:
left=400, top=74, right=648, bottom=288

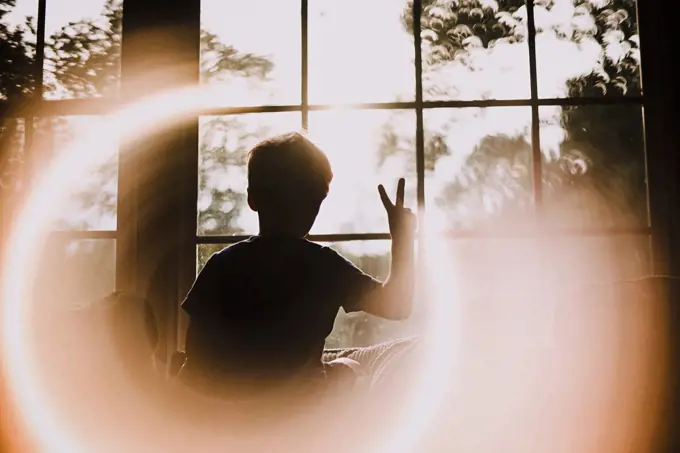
left=181, top=132, right=416, bottom=392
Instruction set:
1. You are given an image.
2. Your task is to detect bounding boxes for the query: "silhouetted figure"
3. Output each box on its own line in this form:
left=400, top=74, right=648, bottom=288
left=180, top=132, right=416, bottom=396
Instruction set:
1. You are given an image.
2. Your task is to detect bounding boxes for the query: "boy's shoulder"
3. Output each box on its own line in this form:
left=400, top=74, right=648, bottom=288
left=207, top=236, right=336, bottom=265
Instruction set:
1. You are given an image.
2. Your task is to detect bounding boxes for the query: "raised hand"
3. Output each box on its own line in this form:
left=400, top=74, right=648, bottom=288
left=378, top=178, right=417, bottom=241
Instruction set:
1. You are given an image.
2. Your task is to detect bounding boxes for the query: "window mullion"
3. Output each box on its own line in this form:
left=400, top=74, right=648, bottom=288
left=413, top=0, right=428, bottom=319
left=34, top=0, right=47, bottom=99
left=301, top=0, right=309, bottom=130
left=526, top=0, right=543, bottom=211
left=21, top=0, right=47, bottom=195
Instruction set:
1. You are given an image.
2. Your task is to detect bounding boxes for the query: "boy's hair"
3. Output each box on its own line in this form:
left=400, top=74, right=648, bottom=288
left=247, top=131, right=333, bottom=209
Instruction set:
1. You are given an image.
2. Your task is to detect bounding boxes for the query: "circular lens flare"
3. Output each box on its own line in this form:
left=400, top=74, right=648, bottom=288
left=1, top=85, right=460, bottom=453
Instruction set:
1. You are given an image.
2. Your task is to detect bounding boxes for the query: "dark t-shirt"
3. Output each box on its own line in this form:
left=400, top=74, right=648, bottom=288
left=181, top=236, right=382, bottom=379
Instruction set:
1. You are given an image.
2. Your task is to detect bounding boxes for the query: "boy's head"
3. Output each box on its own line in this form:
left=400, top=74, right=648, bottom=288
left=247, top=131, right=333, bottom=236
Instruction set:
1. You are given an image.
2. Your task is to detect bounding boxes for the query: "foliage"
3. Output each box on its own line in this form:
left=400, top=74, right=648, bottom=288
left=0, top=0, right=35, bottom=99
left=400, top=0, right=645, bottom=228
left=0, top=0, right=33, bottom=193
left=0, top=0, right=649, bottom=347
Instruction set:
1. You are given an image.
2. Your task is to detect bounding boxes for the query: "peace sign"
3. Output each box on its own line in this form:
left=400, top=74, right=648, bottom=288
left=378, top=178, right=417, bottom=240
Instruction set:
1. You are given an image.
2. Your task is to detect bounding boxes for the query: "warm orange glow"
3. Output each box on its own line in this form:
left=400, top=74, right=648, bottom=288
left=0, top=88, right=669, bottom=449
left=0, top=85, right=459, bottom=453
left=0, top=2, right=666, bottom=451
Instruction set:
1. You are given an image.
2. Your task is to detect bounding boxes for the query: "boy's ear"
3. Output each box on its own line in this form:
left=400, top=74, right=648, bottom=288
left=247, top=189, right=258, bottom=212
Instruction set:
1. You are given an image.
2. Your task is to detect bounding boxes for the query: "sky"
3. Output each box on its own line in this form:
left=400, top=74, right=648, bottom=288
left=3, top=0, right=643, bottom=240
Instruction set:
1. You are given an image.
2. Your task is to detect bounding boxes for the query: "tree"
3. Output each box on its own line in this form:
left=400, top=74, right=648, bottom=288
left=397, top=0, right=645, bottom=229
left=0, top=0, right=34, bottom=99
left=1, top=0, right=387, bottom=347
left=0, top=0, right=34, bottom=195
left=5, top=0, right=645, bottom=348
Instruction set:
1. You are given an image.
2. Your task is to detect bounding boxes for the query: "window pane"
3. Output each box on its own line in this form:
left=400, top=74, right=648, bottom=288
left=308, top=0, right=415, bottom=104
left=445, top=235, right=650, bottom=302
left=418, top=0, right=531, bottom=101
left=0, top=118, right=27, bottom=195
left=33, top=239, right=116, bottom=306
left=43, top=0, right=122, bottom=99
left=542, top=235, right=651, bottom=284
left=38, top=116, right=119, bottom=230
left=197, top=112, right=301, bottom=235
left=196, top=243, right=223, bottom=274
left=200, top=0, right=300, bottom=106
left=423, top=107, right=534, bottom=231
left=0, top=0, right=38, bottom=98
left=308, top=109, right=417, bottom=234
left=323, top=240, right=416, bottom=349
left=540, top=104, right=647, bottom=229
left=535, top=1, right=641, bottom=98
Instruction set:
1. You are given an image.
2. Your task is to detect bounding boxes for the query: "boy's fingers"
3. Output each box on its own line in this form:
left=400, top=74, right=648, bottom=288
left=396, top=178, right=405, bottom=208
left=378, top=184, right=393, bottom=210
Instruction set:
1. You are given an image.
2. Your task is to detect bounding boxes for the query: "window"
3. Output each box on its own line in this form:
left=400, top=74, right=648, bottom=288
left=193, top=0, right=650, bottom=349
left=0, top=0, right=122, bottom=305
left=0, top=0, right=653, bottom=354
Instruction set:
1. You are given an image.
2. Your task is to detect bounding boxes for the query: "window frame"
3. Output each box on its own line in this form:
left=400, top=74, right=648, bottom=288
left=192, top=0, right=652, bottom=274
left=0, top=0, right=669, bottom=365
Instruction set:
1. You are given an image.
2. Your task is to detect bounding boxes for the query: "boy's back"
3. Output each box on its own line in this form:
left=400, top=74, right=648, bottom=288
left=180, top=131, right=416, bottom=391
left=182, top=235, right=380, bottom=381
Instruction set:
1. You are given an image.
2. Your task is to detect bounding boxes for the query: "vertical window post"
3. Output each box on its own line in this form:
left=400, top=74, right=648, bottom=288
left=525, top=0, right=542, bottom=212
left=301, top=0, right=309, bottom=130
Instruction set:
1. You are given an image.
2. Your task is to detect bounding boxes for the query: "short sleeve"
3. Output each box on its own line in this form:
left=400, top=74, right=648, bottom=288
left=321, top=247, right=383, bottom=313
left=181, top=253, right=219, bottom=317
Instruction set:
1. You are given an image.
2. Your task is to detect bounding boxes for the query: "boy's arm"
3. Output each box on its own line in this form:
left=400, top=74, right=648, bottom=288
left=181, top=253, right=221, bottom=321
left=347, top=178, right=416, bottom=320
left=372, top=178, right=417, bottom=319
left=371, top=231, right=415, bottom=320
left=181, top=255, right=221, bottom=357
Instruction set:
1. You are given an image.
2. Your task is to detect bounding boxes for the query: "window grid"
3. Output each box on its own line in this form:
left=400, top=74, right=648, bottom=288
left=0, top=95, right=645, bottom=119
left=191, top=0, right=647, bottom=245
left=19, top=1, right=118, bottom=242
left=196, top=225, right=651, bottom=246
left=3, top=0, right=647, bottom=246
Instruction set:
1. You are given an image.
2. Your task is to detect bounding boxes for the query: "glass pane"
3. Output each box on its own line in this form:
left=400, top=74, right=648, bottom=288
left=308, top=0, right=415, bottom=104
left=39, top=116, right=119, bottom=230
left=32, top=239, right=116, bottom=306
left=535, top=1, right=641, bottom=98
left=200, top=0, right=300, bottom=106
left=196, top=243, right=224, bottom=274
left=540, top=104, right=647, bottom=229
left=323, top=240, right=416, bottom=349
left=445, top=235, right=650, bottom=301
left=446, top=237, right=540, bottom=300
left=43, top=0, right=122, bottom=99
left=197, top=112, right=301, bottom=235
left=418, top=0, right=531, bottom=101
left=541, top=235, right=651, bottom=285
left=0, top=0, right=38, bottom=98
left=0, top=118, right=27, bottom=195
left=423, top=107, right=534, bottom=231
left=308, top=109, right=417, bottom=234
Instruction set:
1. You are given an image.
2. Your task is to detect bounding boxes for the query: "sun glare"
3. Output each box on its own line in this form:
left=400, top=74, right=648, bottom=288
left=1, top=1, right=665, bottom=452
left=0, top=84, right=464, bottom=453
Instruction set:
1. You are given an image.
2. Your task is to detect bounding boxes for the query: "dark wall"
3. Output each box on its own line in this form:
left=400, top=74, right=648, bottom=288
left=637, top=2, right=680, bottom=451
